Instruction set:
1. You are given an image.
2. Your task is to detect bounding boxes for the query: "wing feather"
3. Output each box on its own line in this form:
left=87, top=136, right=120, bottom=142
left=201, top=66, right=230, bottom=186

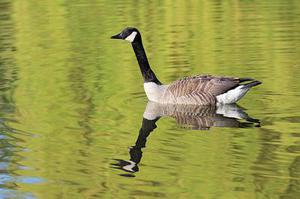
left=175, top=91, right=216, bottom=105
left=166, top=75, right=242, bottom=98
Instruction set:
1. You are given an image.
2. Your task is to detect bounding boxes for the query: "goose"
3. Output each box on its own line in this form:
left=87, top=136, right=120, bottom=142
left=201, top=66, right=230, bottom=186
left=111, top=27, right=262, bottom=105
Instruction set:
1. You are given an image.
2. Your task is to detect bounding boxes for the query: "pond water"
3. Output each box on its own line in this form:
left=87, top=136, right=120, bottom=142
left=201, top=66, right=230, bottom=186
left=0, top=0, right=300, bottom=198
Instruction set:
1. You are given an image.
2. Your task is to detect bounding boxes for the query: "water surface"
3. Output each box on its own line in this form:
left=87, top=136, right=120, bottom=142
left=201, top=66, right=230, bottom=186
left=0, top=0, right=300, bottom=198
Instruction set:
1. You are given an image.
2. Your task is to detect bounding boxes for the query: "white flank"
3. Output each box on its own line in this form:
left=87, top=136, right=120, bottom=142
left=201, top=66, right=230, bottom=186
left=125, top=31, right=137, bottom=42
left=144, top=82, right=166, bottom=103
left=216, top=85, right=249, bottom=104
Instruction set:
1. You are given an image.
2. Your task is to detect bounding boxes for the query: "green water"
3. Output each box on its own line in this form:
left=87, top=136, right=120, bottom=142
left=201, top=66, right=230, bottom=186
left=0, top=0, right=300, bottom=198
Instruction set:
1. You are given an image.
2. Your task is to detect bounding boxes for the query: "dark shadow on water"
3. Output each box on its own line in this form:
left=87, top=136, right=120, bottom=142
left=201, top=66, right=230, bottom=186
left=111, top=102, right=260, bottom=176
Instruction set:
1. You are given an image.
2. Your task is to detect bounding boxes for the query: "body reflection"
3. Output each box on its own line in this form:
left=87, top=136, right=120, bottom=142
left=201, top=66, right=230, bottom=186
left=112, top=102, right=260, bottom=175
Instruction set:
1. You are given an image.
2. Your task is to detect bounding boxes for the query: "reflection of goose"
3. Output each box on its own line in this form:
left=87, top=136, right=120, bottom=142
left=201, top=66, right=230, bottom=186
left=111, top=27, right=261, bottom=105
left=111, top=102, right=260, bottom=175
left=143, top=101, right=260, bottom=130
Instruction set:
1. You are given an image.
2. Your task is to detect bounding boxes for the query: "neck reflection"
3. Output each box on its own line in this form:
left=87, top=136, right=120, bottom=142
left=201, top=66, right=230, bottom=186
left=112, top=102, right=260, bottom=176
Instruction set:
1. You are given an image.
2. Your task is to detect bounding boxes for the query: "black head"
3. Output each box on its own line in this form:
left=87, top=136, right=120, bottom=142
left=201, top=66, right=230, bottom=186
left=111, top=27, right=141, bottom=43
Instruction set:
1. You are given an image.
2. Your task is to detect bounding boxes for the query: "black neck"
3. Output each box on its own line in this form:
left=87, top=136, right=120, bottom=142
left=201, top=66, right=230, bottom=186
left=131, top=38, right=161, bottom=85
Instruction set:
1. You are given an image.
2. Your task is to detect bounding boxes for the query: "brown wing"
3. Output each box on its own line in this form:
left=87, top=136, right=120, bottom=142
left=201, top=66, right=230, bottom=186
left=166, top=75, right=242, bottom=97
left=175, top=91, right=216, bottom=105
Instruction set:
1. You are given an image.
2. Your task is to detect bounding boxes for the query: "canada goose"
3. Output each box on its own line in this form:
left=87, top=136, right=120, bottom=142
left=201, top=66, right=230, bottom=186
left=111, top=27, right=262, bottom=105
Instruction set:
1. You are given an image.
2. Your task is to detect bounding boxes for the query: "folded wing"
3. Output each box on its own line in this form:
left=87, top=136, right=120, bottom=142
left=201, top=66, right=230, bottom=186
left=164, top=75, right=254, bottom=105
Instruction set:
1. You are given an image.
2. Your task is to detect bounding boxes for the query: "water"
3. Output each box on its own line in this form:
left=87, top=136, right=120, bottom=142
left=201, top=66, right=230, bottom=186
left=0, top=0, right=300, bottom=198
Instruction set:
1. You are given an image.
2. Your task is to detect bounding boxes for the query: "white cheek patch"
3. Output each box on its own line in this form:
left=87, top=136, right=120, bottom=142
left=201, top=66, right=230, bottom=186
left=125, top=31, right=137, bottom=42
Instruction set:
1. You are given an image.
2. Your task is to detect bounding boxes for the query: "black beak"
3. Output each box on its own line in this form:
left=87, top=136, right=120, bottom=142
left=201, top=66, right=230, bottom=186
left=111, top=32, right=123, bottom=39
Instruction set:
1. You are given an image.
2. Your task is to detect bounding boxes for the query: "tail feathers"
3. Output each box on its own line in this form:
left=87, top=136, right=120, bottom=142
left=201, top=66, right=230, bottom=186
left=216, top=80, right=261, bottom=104
left=242, top=80, right=262, bottom=89
left=239, top=77, right=254, bottom=83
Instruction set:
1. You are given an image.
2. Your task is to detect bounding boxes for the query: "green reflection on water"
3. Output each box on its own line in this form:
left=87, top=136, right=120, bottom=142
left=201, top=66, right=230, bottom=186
left=0, top=0, right=299, bottom=198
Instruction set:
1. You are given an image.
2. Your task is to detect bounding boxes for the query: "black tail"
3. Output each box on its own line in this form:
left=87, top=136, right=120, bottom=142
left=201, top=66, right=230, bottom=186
left=242, top=80, right=262, bottom=88
left=239, top=77, right=254, bottom=83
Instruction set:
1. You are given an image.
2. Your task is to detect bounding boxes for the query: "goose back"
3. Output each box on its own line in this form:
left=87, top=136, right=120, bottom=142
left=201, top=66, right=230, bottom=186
left=162, top=75, right=248, bottom=105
